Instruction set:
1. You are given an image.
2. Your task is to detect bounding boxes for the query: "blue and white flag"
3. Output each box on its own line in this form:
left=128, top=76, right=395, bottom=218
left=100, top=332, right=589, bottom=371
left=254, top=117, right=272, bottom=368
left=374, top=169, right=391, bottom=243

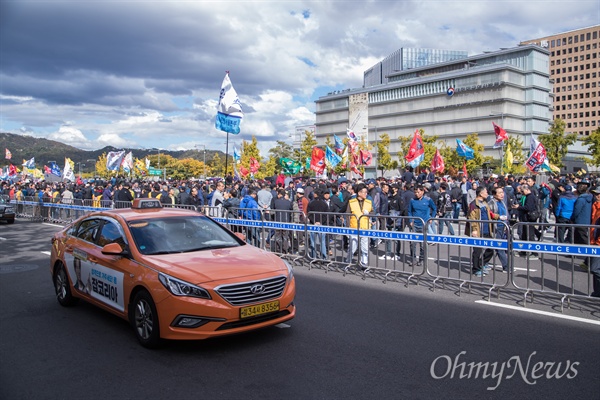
left=233, top=145, right=241, bottom=162
left=49, top=162, right=62, bottom=177
left=215, top=73, right=243, bottom=134
left=325, top=146, right=342, bottom=168
left=106, top=150, right=126, bottom=171
left=23, top=157, right=35, bottom=168
left=121, top=152, right=133, bottom=173
left=333, top=135, right=344, bottom=154
left=456, top=139, right=474, bottom=160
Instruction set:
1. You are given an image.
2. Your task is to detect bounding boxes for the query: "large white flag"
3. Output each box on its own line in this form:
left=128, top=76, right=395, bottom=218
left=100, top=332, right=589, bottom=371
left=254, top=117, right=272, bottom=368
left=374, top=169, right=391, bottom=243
left=121, top=152, right=133, bottom=173
left=107, top=150, right=126, bottom=171
left=63, top=158, right=75, bottom=182
left=215, top=72, right=243, bottom=134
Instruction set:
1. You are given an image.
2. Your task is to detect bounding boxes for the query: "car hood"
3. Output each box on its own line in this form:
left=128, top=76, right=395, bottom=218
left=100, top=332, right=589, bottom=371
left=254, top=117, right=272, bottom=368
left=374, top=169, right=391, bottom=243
left=141, top=245, right=286, bottom=284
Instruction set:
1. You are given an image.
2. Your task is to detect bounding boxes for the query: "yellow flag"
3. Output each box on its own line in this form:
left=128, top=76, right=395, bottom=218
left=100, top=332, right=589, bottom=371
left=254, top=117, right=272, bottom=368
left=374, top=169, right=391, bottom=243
left=504, top=141, right=514, bottom=171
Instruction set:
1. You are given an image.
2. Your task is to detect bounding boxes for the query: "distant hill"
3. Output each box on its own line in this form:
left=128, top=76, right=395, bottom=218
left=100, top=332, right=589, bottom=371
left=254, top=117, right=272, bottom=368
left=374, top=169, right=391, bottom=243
left=0, top=132, right=221, bottom=173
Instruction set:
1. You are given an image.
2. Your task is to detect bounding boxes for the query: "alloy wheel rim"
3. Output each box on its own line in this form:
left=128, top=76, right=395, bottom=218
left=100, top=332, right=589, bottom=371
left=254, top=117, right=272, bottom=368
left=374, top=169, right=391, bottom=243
left=55, top=269, right=67, bottom=300
left=135, top=299, right=153, bottom=340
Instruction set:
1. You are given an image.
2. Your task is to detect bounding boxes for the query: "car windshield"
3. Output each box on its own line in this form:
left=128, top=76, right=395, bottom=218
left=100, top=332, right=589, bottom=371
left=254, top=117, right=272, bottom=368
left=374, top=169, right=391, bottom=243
left=128, top=216, right=242, bottom=255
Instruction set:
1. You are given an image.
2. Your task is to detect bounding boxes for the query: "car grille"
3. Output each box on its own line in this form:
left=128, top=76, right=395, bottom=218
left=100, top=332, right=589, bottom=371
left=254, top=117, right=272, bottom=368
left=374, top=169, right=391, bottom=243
left=216, top=310, right=291, bottom=331
left=216, top=276, right=287, bottom=306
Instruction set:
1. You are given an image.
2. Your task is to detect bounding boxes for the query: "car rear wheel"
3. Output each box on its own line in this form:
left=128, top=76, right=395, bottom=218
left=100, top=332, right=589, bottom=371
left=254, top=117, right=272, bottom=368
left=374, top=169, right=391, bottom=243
left=54, top=263, right=78, bottom=306
left=7, top=219, right=14, bottom=224
left=132, top=290, right=161, bottom=348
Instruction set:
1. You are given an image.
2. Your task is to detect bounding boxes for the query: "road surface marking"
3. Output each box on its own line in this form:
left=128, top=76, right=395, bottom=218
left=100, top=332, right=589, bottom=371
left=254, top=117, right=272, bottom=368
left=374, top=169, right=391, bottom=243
left=475, top=300, right=600, bottom=326
left=0, top=237, right=6, bottom=241
left=513, top=267, right=538, bottom=272
left=41, top=251, right=51, bottom=256
left=275, top=323, right=291, bottom=329
left=43, top=223, right=64, bottom=228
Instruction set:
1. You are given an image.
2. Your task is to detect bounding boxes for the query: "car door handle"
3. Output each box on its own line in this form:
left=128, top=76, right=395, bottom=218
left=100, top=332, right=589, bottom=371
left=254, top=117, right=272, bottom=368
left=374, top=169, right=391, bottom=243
left=88, top=256, right=98, bottom=263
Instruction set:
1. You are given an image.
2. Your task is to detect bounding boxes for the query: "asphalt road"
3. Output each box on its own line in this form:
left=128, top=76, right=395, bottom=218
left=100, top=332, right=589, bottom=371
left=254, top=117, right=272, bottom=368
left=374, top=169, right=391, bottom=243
left=1, top=220, right=599, bottom=399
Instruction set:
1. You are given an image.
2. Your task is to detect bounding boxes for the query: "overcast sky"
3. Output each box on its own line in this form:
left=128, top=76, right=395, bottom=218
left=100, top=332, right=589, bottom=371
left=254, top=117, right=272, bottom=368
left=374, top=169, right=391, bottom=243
left=1, top=0, right=598, bottom=156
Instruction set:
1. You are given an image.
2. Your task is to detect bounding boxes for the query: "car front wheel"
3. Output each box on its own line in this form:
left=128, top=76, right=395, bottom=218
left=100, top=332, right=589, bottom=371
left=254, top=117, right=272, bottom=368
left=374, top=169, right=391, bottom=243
left=54, top=263, right=78, bottom=306
left=131, top=290, right=161, bottom=348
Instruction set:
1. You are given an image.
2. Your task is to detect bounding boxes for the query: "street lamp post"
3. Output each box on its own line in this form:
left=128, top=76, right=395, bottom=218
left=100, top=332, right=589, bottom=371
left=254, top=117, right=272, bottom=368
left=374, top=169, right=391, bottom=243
left=195, top=144, right=207, bottom=178
left=490, top=111, right=505, bottom=174
left=364, top=125, right=378, bottom=177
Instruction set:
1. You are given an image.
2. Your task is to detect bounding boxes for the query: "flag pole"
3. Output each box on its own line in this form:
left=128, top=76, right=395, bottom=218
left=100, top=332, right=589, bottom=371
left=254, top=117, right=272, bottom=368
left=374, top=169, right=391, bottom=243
left=225, top=132, right=229, bottom=180
left=500, top=143, right=504, bottom=176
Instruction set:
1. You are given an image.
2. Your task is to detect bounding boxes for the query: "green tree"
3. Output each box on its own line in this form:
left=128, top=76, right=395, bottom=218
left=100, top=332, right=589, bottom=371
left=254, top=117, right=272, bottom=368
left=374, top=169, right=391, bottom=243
left=582, top=127, right=600, bottom=167
left=268, top=140, right=294, bottom=164
left=210, top=153, right=224, bottom=177
left=95, top=153, right=108, bottom=178
left=501, top=135, right=527, bottom=175
left=539, top=118, right=577, bottom=168
left=262, top=155, right=278, bottom=179
left=168, top=158, right=210, bottom=180
left=377, top=133, right=397, bottom=177
left=240, top=136, right=263, bottom=178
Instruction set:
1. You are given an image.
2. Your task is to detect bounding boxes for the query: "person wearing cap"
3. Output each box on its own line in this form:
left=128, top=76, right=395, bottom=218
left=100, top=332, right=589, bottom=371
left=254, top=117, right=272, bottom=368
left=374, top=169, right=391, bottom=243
left=555, top=184, right=577, bottom=243
left=292, top=187, right=309, bottom=223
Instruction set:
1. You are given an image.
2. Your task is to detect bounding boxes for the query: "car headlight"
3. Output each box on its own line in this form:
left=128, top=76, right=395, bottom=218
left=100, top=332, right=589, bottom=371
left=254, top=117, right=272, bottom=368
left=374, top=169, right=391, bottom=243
left=158, top=273, right=211, bottom=299
left=283, top=259, right=294, bottom=280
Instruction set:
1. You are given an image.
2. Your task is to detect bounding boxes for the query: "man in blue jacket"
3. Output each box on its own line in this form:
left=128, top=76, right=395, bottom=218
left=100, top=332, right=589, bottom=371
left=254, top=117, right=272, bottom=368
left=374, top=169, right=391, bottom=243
left=239, top=188, right=262, bottom=247
left=408, top=185, right=436, bottom=266
left=555, top=184, right=576, bottom=243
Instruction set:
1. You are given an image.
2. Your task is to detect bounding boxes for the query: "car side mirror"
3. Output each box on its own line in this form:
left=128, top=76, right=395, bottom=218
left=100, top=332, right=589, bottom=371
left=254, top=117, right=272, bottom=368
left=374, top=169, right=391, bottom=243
left=101, top=243, right=129, bottom=257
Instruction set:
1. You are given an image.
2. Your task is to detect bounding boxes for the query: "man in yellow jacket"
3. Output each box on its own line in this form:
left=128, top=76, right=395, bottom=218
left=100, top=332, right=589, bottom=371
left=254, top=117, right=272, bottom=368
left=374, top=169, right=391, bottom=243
left=346, top=183, right=373, bottom=268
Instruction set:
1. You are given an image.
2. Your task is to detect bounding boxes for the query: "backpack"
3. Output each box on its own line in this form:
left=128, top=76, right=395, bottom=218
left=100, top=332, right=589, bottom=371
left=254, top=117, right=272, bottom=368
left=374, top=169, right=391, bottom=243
left=442, top=192, right=453, bottom=213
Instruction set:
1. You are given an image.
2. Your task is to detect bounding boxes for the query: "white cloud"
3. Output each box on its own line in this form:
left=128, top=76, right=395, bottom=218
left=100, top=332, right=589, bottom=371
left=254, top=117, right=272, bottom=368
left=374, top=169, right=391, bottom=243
left=1, top=0, right=598, bottom=157
left=48, top=126, right=92, bottom=149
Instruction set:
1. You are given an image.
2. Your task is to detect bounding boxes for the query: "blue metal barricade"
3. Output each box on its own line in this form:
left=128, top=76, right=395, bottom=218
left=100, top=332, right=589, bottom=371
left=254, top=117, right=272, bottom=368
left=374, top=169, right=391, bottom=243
left=511, top=221, right=599, bottom=310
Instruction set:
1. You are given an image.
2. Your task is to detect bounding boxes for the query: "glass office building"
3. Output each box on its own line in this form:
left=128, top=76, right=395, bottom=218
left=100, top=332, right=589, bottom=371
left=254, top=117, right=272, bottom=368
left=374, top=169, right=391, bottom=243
left=363, top=48, right=468, bottom=88
left=316, top=44, right=562, bottom=177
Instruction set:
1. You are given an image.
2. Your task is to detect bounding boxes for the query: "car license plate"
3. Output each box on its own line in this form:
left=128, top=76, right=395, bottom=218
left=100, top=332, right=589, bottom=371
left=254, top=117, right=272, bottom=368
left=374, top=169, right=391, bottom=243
left=240, top=300, right=280, bottom=319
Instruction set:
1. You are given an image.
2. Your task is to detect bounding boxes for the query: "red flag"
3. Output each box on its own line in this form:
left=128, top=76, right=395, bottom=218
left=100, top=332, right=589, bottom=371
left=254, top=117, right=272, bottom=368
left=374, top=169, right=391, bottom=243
left=5, top=148, right=11, bottom=160
left=239, top=165, right=250, bottom=177
left=310, top=147, right=326, bottom=173
left=462, top=162, right=468, bottom=178
left=44, top=165, right=52, bottom=174
left=525, top=142, right=547, bottom=172
left=405, top=129, right=425, bottom=167
left=359, top=149, right=372, bottom=166
left=249, top=158, right=260, bottom=173
left=350, top=162, right=363, bottom=176
left=8, top=164, right=18, bottom=176
left=492, top=122, right=508, bottom=149
left=431, top=149, right=445, bottom=173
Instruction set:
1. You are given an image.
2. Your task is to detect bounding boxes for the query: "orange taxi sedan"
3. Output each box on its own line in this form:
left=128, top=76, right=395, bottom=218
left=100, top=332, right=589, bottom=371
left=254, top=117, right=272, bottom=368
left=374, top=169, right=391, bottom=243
left=50, top=199, right=296, bottom=348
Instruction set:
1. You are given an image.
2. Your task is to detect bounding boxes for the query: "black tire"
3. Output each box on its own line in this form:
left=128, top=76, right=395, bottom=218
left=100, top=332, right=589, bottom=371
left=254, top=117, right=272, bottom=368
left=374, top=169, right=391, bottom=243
left=7, top=219, right=15, bottom=224
left=131, top=290, right=161, bottom=348
left=54, top=263, right=78, bottom=307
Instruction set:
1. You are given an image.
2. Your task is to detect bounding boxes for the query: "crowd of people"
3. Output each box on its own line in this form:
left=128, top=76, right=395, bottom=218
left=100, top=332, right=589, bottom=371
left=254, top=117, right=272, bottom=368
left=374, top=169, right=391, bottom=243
left=2, top=166, right=599, bottom=297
